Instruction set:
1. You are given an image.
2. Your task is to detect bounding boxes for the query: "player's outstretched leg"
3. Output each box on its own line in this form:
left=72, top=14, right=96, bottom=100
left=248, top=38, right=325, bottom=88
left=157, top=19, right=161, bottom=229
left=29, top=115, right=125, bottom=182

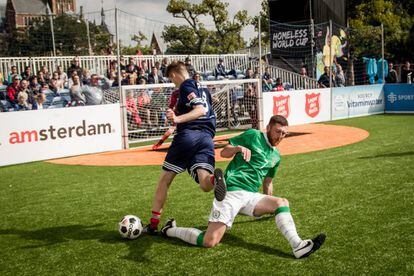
left=274, top=206, right=326, bottom=259
left=161, top=218, right=205, bottom=246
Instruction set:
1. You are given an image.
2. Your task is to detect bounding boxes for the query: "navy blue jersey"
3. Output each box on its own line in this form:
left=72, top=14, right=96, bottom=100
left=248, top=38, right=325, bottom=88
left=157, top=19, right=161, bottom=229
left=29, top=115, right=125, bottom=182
left=176, top=79, right=216, bottom=137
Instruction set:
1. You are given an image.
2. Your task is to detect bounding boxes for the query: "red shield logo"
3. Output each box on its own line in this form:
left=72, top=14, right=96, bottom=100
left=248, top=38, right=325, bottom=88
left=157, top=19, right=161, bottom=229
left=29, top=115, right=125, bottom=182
left=273, top=95, right=290, bottom=118
left=305, top=93, right=320, bottom=118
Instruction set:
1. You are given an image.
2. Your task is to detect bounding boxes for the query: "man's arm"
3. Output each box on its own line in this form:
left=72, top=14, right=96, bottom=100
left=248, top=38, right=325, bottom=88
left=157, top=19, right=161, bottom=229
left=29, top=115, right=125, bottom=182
left=167, top=104, right=206, bottom=124
left=262, top=177, right=273, bottom=196
left=220, top=144, right=251, bottom=162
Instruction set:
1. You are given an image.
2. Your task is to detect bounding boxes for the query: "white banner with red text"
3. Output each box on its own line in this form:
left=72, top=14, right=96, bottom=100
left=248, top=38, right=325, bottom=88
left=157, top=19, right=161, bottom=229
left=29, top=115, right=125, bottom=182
left=0, top=104, right=122, bottom=166
left=262, top=88, right=331, bottom=126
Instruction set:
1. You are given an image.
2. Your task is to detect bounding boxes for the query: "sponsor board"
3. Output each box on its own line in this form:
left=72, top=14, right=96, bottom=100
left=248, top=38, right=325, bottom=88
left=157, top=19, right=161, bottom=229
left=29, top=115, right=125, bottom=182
left=263, top=88, right=330, bottom=126
left=384, top=84, right=414, bottom=113
left=0, top=104, right=122, bottom=166
left=331, top=85, right=384, bottom=120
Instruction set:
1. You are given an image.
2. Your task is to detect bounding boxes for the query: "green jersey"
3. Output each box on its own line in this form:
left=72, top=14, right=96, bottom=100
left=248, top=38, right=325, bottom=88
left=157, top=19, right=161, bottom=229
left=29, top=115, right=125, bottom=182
left=225, top=129, right=281, bottom=193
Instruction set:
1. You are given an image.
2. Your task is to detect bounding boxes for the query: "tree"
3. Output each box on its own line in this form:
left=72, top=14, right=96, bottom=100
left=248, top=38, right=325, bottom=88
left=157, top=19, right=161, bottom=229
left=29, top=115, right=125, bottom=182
left=349, top=0, right=414, bottom=61
left=121, top=32, right=151, bottom=55
left=162, top=0, right=250, bottom=54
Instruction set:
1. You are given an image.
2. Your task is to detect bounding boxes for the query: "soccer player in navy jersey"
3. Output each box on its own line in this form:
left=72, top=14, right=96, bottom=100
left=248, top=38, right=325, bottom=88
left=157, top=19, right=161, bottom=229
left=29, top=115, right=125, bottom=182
left=144, top=61, right=226, bottom=235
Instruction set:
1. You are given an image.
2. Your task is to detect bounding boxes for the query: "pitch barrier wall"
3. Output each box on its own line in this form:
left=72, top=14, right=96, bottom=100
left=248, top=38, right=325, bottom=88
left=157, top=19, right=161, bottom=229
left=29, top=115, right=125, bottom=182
left=0, top=84, right=413, bottom=167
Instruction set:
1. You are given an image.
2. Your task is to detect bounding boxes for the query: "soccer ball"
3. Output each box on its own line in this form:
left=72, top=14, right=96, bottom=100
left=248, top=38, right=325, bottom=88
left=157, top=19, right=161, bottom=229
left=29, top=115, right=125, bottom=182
left=118, top=215, right=143, bottom=240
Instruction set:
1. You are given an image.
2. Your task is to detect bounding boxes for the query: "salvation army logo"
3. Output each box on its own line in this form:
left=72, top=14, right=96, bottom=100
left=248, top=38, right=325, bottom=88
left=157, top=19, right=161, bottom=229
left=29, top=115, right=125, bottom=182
left=305, top=93, right=320, bottom=118
left=273, top=95, right=290, bottom=118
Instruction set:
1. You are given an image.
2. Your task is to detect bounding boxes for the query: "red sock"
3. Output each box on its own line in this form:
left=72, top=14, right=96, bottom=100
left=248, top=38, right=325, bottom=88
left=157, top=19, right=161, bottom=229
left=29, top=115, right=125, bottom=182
left=150, top=211, right=161, bottom=229
left=210, top=175, right=215, bottom=185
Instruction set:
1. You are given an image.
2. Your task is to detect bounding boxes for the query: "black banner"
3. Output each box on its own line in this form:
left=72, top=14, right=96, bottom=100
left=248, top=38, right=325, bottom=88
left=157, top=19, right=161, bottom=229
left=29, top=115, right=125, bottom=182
left=270, top=23, right=311, bottom=57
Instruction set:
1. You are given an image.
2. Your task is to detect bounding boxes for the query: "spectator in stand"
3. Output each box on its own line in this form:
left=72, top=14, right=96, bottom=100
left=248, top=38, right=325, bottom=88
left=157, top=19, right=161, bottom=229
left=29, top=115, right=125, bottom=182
left=40, top=65, right=51, bottom=84
left=185, top=57, right=196, bottom=77
left=300, top=67, right=308, bottom=77
left=193, top=72, right=202, bottom=82
left=0, top=72, right=4, bottom=85
left=32, top=92, right=46, bottom=110
left=29, top=76, right=41, bottom=95
left=273, top=77, right=285, bottom=91
left=107, top=60, right=118, bottom=79
left=6, top=75, right=20, bottom=104
left=214, top=58, right=227, bottom=79
left=52, top=72, right=64, bottom=90
left=7, top=66, right=20, bottom=84
left=21, top=66, right=33, bottom=81
left=385, top=62, right=398, bottom=83
left=128, top=73, right=138, bottom=85
left=82, top=68, right=92, bottom=85
left=160, top=57, right=169, bottom=77
left=67, top=71, right=79, bottom=88
left=111, top=70, right=129, bottom=87
left=17, top=79, right=34, bottom=105
left=69, top=74, right=85, bottom=106
left=56, top=65, right=68, bottom=87
left=126, top=90, right=142, bottom=128
left=400, top=61, right=412, bottom=83
left=318, top=66, right=331, bottom=88
left=137, top=68, right=148, bottom=83
left=141, top=60, right=149, bottom=74
left=263, top=67, right=272, bottom=81
left=245, top=68, right=254, bottom=79
left=80, top=74, right=111, bottom=105
left=137, top=86, right=152, bottom=127
left=67, top=57, right=83, bottom=82
left=148, top=66, right=164, bottom=84
left=48, top=78, right=61, bottom=96
left=14, top=93, right=30, bottom=111
left=37, top=71, right=47, bottom=85
left=263, top=79, right=274, bottom=92
left=334, top=64, right=345, bottom=87
left=127, top=57, right=139, bottom=72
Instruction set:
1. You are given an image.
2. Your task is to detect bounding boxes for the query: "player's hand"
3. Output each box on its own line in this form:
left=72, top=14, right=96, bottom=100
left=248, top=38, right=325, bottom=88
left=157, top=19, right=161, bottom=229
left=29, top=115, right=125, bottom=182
left=166, top=108, right=178, bottom=123
left=237, top=146, right=251, bottom=162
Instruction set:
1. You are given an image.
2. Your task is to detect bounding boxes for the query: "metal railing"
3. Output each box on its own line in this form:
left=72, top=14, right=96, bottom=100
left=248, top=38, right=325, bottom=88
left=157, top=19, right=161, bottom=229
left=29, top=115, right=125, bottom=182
left=0, top=54, right=249, bottom=78
left=251, top=61, right=318, bottom=90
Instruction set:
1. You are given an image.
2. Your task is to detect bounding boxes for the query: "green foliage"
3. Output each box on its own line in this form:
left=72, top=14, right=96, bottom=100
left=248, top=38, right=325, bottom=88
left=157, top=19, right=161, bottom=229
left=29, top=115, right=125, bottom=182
left=0, top=115, right=413, bottom=274
left=349, top=0, right=414, bottom=61
left=121, top=32, right=151, bottom=55
left=163, top=0, right=250, bottom=54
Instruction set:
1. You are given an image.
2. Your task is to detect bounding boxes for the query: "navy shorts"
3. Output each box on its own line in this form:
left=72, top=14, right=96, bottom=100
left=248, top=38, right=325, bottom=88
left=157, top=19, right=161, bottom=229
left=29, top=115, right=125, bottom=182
left=163, top=129, right=215, bottom=183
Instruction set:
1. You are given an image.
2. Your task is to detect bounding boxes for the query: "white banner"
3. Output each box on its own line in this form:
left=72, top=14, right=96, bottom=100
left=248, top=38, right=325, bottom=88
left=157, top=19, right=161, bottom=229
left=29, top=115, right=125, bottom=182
left=331, top=85, right=384, bottom=120
left=0, top=104, right=122, bottom=166
left=262, top=88, right=331, bottom=126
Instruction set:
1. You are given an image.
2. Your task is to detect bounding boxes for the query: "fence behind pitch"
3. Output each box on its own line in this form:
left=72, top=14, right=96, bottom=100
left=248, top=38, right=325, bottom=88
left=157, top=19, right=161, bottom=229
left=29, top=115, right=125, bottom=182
left=120, top=79, right=262, bottom=146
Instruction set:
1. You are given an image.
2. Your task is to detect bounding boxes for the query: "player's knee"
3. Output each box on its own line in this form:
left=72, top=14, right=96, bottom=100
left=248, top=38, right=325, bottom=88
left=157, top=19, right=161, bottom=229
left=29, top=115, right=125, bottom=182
left=203, top=237, right=220, bottom=248
left=274, top=197, right=289, bottom=208
left=203, top=233, right=221, bottom=248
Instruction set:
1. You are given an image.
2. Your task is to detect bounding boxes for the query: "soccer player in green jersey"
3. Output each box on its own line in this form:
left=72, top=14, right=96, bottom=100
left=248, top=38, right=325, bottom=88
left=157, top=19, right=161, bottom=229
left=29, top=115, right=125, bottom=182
left=160, top=115, right=326, bottom=259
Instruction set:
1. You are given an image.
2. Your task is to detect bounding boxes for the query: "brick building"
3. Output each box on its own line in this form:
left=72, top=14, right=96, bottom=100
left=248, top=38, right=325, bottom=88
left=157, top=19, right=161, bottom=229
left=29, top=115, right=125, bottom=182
left=5, top=0, right=76, bottom=33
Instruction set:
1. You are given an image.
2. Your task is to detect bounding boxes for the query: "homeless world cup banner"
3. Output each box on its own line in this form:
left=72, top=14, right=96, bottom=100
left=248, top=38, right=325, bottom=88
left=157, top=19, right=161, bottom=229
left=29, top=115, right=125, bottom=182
left=331, top=84, right=384, bottom=120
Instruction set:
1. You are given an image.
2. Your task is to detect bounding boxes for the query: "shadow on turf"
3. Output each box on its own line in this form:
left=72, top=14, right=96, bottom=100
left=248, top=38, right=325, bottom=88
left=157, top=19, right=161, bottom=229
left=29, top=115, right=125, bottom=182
left=359, top=151, right=414, bottom=159
left=0, top=216, right=292, bottom=262
left=0, top=224, right=160, bottom=263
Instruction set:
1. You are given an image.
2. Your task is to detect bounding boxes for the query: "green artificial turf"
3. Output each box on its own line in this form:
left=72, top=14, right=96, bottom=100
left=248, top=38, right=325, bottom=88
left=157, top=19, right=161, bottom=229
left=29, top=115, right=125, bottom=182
left=0, top=114, right=413, bottom=275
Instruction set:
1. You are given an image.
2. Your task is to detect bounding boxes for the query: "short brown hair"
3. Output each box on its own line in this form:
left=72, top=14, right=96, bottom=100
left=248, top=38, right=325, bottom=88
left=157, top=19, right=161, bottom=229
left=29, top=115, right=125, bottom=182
left=268, top=115, right=288, bottom=127
left=165, top=60, right=187, bottom=78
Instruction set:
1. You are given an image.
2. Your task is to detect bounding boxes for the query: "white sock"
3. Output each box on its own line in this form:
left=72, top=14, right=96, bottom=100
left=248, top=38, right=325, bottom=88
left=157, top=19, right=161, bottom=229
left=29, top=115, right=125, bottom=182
left=166, top=227, right=203, bottom=246
left=275, top=207, right=303, bottom=249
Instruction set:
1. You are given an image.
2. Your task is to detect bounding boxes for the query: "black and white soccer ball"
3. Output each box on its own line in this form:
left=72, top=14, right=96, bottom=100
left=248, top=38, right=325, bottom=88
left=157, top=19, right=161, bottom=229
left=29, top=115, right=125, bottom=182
left=118, top=215, right=143, bottom=240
